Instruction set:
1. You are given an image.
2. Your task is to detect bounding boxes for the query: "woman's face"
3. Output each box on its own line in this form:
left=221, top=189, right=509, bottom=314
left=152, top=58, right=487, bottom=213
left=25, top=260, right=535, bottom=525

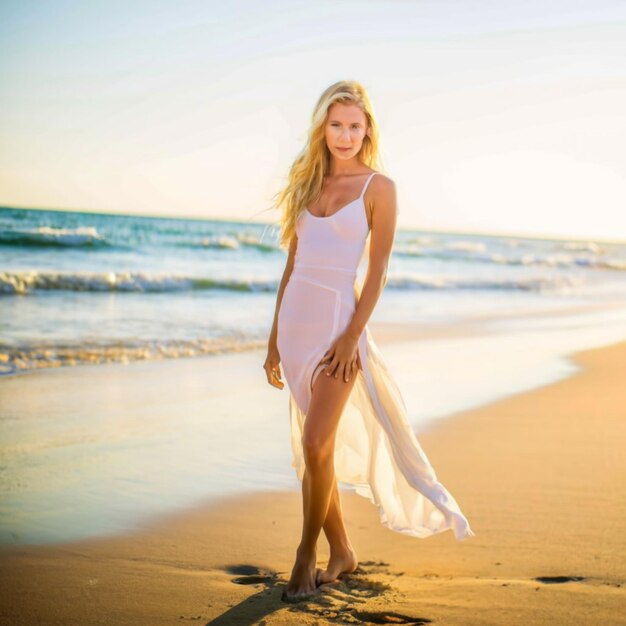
left=324, top=102, right=370, bottom=161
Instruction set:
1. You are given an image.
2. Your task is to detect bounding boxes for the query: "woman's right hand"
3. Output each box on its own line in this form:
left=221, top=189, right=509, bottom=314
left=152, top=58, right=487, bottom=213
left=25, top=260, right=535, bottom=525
left=263, top=344, right=284, bottom=389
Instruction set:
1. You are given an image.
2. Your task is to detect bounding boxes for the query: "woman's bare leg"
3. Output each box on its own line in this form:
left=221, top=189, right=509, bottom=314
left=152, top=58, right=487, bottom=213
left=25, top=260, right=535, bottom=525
left=301, top=464, right=357, bottom=584
left=300, top=402, right=359, bottom=582
left=283, top=368, right=357, bottom=599
left=317, top=479, right=358, bottom=584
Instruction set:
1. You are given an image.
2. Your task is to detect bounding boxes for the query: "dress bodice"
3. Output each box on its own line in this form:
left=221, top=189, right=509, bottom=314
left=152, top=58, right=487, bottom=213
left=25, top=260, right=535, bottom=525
left=292, top=172, right=376, bottom=277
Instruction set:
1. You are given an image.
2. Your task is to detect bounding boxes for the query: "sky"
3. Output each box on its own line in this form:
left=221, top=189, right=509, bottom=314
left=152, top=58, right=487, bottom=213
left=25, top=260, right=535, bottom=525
left=1, top=0, right=625, bottom=241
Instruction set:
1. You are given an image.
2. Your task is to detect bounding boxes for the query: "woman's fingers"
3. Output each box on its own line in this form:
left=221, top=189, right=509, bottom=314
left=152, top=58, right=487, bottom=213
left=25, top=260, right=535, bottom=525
left=272, top=370, right=284, bottom=388
left=325, top=358, right=339, bottom=377
left=344, top=362, right=351, bottom=382
left=264, top=361, right=284, bottom=389
left=322, top=342, right=362, bottom=382
left=273, top=364, right=283, bottom=387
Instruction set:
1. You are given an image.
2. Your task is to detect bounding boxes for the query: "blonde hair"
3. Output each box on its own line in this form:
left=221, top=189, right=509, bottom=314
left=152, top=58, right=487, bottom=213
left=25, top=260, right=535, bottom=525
left=272, top=80, right=385, bottom=249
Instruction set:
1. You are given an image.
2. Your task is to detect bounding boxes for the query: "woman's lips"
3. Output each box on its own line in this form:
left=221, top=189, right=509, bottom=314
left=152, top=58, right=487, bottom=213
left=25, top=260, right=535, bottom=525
left=337, top=147, right=351, bottom=152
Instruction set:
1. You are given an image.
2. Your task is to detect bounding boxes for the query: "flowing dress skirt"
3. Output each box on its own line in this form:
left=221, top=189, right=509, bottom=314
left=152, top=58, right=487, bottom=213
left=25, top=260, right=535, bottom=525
left=277, top=265, right=475, bottom=541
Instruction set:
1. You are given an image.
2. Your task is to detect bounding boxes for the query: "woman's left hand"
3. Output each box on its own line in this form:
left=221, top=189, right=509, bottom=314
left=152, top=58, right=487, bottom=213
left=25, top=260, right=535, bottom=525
left=320, top=331, right=362, bottom=383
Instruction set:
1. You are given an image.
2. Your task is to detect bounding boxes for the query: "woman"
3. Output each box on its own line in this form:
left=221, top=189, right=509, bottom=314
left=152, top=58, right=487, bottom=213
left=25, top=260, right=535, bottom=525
left=264, top=80, right=475, bottom=603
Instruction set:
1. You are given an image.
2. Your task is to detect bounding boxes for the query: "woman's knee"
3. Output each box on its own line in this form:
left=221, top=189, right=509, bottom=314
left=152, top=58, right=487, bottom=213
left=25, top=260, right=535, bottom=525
left=302, top=433, right=333, bottom=468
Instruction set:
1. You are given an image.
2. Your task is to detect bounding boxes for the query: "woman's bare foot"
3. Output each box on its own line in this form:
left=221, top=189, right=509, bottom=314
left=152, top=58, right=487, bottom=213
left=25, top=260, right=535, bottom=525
left=316, top=545, right=358, bottom=585
left=281, top=548, right=319, bottom=602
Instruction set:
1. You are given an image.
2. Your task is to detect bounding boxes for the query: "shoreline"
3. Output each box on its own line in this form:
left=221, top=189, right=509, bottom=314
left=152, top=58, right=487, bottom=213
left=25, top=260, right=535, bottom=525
left=2, top=305, right=626, bottom=548
left=2, top=296, right=626, bottom=379
left=1, top=338, right=625, bottom=624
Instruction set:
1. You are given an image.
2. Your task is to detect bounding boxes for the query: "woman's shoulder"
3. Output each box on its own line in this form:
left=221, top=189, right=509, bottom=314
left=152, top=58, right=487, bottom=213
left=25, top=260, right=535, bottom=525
left=364, top=171, right=397, bottom=224
left=368, top=171, right=396, bottom=199
left=370, top=170, right=394, bottom=185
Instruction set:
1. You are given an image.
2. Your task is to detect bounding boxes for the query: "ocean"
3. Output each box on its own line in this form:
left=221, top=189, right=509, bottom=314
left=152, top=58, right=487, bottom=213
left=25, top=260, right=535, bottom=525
left=2, top=205, right=626, bottom=377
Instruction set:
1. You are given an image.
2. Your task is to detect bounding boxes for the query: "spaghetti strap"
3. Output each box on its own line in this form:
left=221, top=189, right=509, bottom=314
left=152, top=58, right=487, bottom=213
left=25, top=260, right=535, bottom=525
left=359, top=172, right=377, bottom=199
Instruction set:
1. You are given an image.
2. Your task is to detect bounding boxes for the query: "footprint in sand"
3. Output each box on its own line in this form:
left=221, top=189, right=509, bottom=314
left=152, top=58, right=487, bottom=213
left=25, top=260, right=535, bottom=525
left=226, top=564, right=279, bottom=586
left=533, top=575, right=586, bottom=584
left=350, top=611, right=432, bottom=625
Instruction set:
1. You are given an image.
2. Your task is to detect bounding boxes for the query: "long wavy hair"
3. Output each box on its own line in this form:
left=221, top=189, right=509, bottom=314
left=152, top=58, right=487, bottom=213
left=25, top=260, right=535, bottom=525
left=272, top=80, right=385, bottom=250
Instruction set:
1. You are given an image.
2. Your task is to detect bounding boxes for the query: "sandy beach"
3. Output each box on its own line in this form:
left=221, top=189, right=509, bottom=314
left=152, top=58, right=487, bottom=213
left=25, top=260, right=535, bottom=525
left=1, top=324, right=625, bottom=625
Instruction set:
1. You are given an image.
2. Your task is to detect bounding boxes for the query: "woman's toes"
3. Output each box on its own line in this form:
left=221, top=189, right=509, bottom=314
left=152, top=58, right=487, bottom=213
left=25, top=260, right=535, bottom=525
left=315, top=567, right=336, bottom=586
left=317, top=569, right=339, bottom=585
left=281, top=586, right=319, bottom=603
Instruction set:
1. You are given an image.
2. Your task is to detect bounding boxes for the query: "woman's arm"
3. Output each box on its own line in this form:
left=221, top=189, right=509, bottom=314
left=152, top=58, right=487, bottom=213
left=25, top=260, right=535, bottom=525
left=264, top=233, right=298, bottom=388
left=268, top=233, right=298, bottom=349
left=321, top=175, right=397, bottom=382
left=344, top=175, right=397, bottom=340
